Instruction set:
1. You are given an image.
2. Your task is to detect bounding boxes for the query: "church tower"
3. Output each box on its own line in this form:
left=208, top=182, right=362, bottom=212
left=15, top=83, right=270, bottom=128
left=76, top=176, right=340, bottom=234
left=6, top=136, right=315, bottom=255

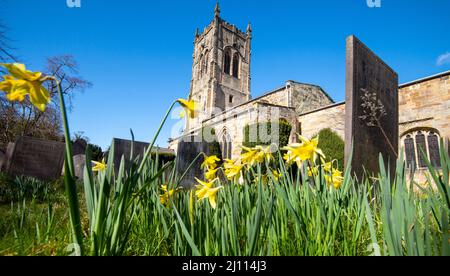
left=188, top=3, right=252, bottom=128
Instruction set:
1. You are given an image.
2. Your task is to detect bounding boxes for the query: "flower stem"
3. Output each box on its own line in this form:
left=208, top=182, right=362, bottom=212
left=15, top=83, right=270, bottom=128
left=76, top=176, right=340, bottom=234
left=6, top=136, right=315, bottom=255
left=55, top=79, right=84, bottom=254
left=138, top=100, right=177, bottom=174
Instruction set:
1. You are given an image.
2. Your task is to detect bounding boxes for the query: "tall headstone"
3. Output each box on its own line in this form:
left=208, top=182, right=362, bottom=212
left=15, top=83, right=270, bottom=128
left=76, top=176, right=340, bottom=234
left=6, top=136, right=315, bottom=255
left=73, top=154, right=86, bottom=180
left=6, top=137, right=65, bottom=181
left=344, top=35, right=399, bottom=179
left=176, top=135, right=221, bottom=188
left=0, top=150, right=5, bottom=172
left=72, top=139, right=88, bottom=156
left=5, top=142, right=15, bottom=172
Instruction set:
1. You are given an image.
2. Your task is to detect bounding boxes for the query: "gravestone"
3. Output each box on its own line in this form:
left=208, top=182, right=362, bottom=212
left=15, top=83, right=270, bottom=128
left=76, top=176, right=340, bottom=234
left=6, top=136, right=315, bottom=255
left=73, top=155, right=86, bottom=180
left=72, top=139, right=88, bottom=156
left=0, top=150, right=5, bottom=172
left=5, top=142, right=15, bottom=172
left=344, top=35, right=399, bottom=179
left=6, top=137, right=65, bottom=181
left=111, top=138, right=174, bottom=173
left=176, top=135, right=221, bottom=188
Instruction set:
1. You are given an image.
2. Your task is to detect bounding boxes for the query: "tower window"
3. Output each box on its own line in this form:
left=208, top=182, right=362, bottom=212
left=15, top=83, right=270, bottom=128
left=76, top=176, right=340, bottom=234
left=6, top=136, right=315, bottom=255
left=229, top=95, right=233, bottom=104
left=232, top=53, right=239, bottom=78
left=224, top=50, right=231, bottom=75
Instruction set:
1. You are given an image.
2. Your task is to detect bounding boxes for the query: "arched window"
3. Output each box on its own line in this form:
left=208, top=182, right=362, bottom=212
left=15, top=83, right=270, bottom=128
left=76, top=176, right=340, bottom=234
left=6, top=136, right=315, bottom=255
left=223, top=50, right=231, bottom=75
left=401, top=129, right=441, bottom=169
left=232, top=53, right=239, bottom=78
left=221, top=132, right=232, bottom=159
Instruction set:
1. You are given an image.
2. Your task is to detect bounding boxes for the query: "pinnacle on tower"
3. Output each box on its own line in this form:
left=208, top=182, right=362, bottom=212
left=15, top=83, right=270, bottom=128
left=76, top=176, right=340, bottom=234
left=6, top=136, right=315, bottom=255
left=247, top=22, right=252, bottom=33
left=214, top=2, right=220, bottom=17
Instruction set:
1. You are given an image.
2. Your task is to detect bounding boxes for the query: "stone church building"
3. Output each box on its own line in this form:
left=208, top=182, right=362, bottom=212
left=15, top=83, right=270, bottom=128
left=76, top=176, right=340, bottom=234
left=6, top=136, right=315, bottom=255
left=169, top=4, right=450, bottom=178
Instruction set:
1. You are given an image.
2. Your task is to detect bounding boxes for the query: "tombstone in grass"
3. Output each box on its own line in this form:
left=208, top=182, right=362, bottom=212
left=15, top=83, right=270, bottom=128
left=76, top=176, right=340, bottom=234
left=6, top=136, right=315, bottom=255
left=344, top=35, right=399, bottom=180
left=72, top=138, right=88, bottom=156
left=4, top=143, right=15, bottom=172
left=111, top=138, right=174, bottom=174
left=72, top=139, right=88, bottom=179
left=176, top=133, right=222, bottom=188
left=6, top=137, right=65, bottom=181
left=0, top=150, right=5, bottom=172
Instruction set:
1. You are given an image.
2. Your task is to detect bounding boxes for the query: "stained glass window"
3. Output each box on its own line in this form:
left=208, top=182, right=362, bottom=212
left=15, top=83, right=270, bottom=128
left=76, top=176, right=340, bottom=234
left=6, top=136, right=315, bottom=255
left=404, top=135, right=416, bottom=168
left=427, top=132, right=441, bottom=168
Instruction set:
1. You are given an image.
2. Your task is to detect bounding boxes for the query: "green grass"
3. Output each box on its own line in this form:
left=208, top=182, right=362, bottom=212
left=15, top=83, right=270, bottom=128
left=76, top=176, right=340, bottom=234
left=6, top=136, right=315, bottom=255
left=0, top=143, right=448, bottom=256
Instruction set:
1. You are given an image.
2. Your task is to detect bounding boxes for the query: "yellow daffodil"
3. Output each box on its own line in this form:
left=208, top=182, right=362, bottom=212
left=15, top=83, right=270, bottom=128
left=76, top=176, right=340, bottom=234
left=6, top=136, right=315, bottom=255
left=201, top=155, right=220, bottom=170
left=177, top=98, right=198, bottom=119
left=283, top=135, right=325, bottom=166
left=205, top=168, right=218, bottom=181
left=0, top=63, right=50, bottom=112
left=160, top=185, right=179, bottom=206
left=272, top=170, right=281, bottom=181
left=205, top=186, right=222, bottom=209
left=223, top=159, right=244, bottom=181
left=323, top=162, right=333, bottom=173
left=241, top=146, right=258, bottom=166
left=255, top=145, right=273, bottom=164
left=241, top=145, right=272, bottom=167
left=308, top=162, right=332, bottom=177
left=195, top=178, right=216, bottom=199
left=325, top=169, right=344, bottom=189
left=92, top=159, right=107, bottom=172
left=194, top=178, right=222, bottom=209
left=308, top=166, right=319, bottom=177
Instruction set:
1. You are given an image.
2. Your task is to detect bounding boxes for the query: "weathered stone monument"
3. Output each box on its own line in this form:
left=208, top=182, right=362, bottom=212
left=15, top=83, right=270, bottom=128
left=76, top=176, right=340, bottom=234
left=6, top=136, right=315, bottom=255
left=0, top=150, right=5, bottom=172
left=176, top=135, right=221, bottom=188
left=73, top=154, right=86, bottom=180
left=6, top=137, right=65, bottom=181
left=111, top=138, right=174, bottom=173
left=5, top=142, right=15, bottom=172
left=72, top=139, right=88, bottom=156
left=72, top=139, right=88, bottom=180
left=345, top=35, right=399, bottom=179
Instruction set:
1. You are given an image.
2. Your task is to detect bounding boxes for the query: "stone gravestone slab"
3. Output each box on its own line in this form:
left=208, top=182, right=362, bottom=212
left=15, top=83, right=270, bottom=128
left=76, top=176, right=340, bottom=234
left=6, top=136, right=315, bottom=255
left=7, top=137, right=65, bottom=181
left=72, top=139, right=88, bottom=156
left=111, top=138, right=174, bottom=174
left=71, top=139, right=88, bottom=180
left=0, top=150, right=5, bottom=172
left=73, top=155, right=86, bottom=180
left=5, top=142, right=15, bottom=172
left=344, top=35, right=399, bottom=179
left=176, top=135, right=220, bottom=188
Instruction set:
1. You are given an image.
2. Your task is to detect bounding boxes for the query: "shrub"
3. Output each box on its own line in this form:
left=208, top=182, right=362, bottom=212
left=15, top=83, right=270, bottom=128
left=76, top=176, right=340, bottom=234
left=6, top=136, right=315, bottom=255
left=88, top=143, right=103, bottom=162
left=243, top=119, right=292, bottom=150
left=314, top=128, right=345, bottom=171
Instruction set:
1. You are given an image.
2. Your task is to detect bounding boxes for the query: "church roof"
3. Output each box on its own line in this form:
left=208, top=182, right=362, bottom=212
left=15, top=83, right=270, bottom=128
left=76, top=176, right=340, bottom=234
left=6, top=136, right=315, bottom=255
left=399, top=70, right=450, bottom=88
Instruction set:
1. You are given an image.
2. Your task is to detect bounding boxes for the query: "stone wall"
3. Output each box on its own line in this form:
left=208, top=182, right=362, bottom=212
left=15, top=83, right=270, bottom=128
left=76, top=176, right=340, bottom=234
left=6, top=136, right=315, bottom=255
left=399, top=72, right=450, bottom=140
left=398, top=71, right=450, bottom=184
left=298, top=103, right=346, bottom=139
left=258, top=87, right=288, bottom=106
left=288, top=81, right=334, bottom=115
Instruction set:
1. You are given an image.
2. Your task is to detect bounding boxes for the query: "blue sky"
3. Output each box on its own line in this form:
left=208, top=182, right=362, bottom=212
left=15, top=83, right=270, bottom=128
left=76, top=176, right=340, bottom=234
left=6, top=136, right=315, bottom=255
left=2, top=0, right=450, bottom=150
